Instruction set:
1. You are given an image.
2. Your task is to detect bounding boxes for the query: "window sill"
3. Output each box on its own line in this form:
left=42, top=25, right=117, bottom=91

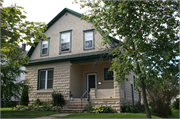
left=103, top=80, right=113, bottom=83
left=36, top=90, right=53, bottom=93
left=41, top=54, right=49, bottom=57
left=83, top=48, right=95, bottom=51
left=59, top=51, right=71, bottom=54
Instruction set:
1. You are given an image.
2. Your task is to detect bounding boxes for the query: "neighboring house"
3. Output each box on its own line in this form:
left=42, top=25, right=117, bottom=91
left=25, top=8, right=140, bottom=111
left=11, top=44, right=27, bottom=102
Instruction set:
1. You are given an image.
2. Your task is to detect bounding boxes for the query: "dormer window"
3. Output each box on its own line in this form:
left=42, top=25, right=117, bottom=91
left=59, top=30, right=72, bottom=54
left=83, top=29, right=95, bottom=50
left=41, top=38, right=49, bottom=56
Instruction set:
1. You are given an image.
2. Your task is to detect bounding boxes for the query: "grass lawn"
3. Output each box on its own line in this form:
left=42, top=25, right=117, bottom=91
left=168, top=109, right=179, bottom=118
left=58, top=113, right=161, bottom=118
left=0, top=107, right=13, bottom=111
left=1, top=110, right=59, bottom=118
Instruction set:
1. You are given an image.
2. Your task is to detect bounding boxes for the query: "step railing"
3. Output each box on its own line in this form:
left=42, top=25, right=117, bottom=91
left=80, top=91, right=89, bottom=109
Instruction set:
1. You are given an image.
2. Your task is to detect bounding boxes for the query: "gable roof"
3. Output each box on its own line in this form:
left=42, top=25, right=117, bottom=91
left=27, top=8, right=118, bottom=58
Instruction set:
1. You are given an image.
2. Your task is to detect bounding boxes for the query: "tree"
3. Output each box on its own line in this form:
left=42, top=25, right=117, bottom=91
left=146, top=70, right=179, bottom=117
left=1, top=0, right=47, bottom=103
left=20, top=84, right=29, bottom=106
left=76, top=0, right=180, bottom=118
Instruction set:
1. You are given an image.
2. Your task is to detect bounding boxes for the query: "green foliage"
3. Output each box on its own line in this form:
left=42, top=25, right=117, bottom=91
left=77, top=0, right=179, bottom=117
left=121, top=104, right=145, bottom=113
left=87, top=106, right=117, bottom=113
left=13, top=104, right=61, bottom=112
left=51, top=91, right=65, bottom=106
left=34, top=98, right=41, bottom=106
left=146, top=74, right=179, bottom=117
left=19, top=85, right=29, bottom=106
left=172, top=98, right=179, bottom=110
left=0, top=0, right=47, bottom=104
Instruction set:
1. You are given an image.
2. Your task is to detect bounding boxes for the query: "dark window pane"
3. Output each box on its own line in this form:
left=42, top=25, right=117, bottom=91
left=40, top=71, right=46, bottom=80
left=85, top=40, right=92, bottom=48
left=61, top=43, right=69, bottom=51
left=42, top=48, right=47, bottom=54
left=48, top=70, right=53, bottom=79
left=40, top=80, right=45, bottom=89
left=104, top=68, right=113, bottom=80
left=47, top=80, right=53, bottom=89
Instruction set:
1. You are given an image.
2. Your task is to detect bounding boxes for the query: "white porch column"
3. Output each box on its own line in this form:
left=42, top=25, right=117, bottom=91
left=114, top=70, right=121, bottom=113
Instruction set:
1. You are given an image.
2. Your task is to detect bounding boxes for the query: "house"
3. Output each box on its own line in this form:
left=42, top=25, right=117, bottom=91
left=25, top=8, right=140, bottom=112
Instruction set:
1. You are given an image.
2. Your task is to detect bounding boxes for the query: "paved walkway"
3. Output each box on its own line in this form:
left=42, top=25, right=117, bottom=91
left=33, top=113, right=72, bottom=119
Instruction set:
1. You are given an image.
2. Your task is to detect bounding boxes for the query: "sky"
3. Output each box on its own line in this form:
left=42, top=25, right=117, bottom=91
left=3, top=0, right=86, bottom=50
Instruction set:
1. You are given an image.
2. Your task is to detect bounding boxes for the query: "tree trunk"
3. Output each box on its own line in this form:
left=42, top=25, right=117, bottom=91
left=141, top=79, right=151, bottom=118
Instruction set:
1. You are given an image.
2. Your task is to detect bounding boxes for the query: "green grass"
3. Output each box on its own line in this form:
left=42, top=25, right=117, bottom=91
left=58, top=113, right=161, bottom=118
left=0, top=107, right=13, bottom=111
left=168, top=109, right=179, bottom=118
left=1, top=110, right=59, bottom=118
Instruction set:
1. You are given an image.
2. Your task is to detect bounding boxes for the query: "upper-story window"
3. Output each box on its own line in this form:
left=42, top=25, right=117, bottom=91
left=41, top=38, right=50, bottom=56
left=83, top=29, right=95, bottom=50
left=59, top=30, right=72, bottom=54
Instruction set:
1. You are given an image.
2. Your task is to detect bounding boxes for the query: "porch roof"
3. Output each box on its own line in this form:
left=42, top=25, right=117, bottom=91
left=26, top=50, right=113, bottom=66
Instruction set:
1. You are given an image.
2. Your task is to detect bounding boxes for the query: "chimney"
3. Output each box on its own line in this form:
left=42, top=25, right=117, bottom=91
left=22, top=43, right=26, bottom=51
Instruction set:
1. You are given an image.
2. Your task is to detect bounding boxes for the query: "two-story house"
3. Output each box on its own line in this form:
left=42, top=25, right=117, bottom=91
left=25, top=8, right=140, bottom=112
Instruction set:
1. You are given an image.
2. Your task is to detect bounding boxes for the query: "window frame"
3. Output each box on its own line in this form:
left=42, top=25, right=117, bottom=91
left=59, top=30, right=72, bottom=54
left=37, top=68, right=54, bottom=90
left=104, top=68, right=114, bottom=80
left=40, top=38, right=50, bottom=57
left=83, top=29, right=95, bottom=50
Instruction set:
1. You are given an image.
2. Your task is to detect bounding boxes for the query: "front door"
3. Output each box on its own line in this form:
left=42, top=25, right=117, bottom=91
left=87, top=73, right=97, bottom=93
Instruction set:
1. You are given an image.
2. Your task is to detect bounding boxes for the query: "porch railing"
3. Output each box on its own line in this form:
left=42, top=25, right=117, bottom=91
left=80, top=91, right=88, bottom=109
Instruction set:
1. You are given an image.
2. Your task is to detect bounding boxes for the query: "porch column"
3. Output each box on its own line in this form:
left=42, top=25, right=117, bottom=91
left=114, top=71, right=121, bottom=113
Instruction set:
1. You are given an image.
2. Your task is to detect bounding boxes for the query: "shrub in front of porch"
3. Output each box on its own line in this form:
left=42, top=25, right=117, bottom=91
left=87, top=106, right=117, bottom=113
left=121, top=104, right=145, bottom=113
left=51, top=91, right=65, bottom=107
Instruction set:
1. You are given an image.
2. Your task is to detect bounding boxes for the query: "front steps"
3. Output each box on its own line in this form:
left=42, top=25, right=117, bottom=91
left=61, top=98, right=88, bottom=113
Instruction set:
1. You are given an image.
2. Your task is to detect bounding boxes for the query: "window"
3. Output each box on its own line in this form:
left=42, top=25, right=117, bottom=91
left=83, top=29, right=95, bottom=50
left=41, top=38, right=50, bottom=56
left=104, top=68, right=114, bottom=80
left=38, top=69, right=53, bottom=90
left=60, top=30, right=72, bottom=53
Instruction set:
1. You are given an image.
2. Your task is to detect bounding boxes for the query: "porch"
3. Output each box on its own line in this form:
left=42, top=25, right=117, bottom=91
left=69, top=60, right=125, bottom=101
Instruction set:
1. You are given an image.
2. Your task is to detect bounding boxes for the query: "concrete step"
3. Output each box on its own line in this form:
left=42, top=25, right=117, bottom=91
left=63, top=105, right=85, bottom=109
left=61, top=109, right=84, bottom=113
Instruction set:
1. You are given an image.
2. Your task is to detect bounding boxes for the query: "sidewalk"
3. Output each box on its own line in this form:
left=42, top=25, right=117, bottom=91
left=33, top=113, right=72, bottom=119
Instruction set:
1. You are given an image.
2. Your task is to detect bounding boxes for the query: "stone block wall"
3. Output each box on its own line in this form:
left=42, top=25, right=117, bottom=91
left=25, top=61, right=71, bottom=104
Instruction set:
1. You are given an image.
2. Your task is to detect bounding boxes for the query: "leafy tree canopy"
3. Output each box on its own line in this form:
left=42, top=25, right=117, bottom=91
left=76, top=0, right=179, bottom=118
left=0, top=0, right=47, bottom=103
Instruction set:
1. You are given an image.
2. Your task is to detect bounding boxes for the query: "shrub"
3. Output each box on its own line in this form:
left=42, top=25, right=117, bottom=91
left=172, top=98, right=179, bottom=110
left=19, top=85, right=29, bottom=106
left=87, top=106, right=117, bottom=113
left=51, top=91, right=65, bottom=106
left=34, top=98, right=41, bottom=106
left=121, top=104, right=145, bottom=113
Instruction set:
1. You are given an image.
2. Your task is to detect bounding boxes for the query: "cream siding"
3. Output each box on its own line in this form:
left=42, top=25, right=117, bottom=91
left=70, top=64, right=82, bottom=98
left=80, top=61, right=114, bottom=96
left=30, top=12, right=108, bottom=60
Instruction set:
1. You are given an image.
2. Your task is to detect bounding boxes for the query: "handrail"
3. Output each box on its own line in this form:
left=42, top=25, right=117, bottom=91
left=63, top=91, right=71, bottom=100
left=80, top=91, right=88, bottom=109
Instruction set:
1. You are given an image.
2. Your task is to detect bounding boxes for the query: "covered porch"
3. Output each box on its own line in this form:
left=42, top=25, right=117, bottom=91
left=69, top=60, right=124, bottom=100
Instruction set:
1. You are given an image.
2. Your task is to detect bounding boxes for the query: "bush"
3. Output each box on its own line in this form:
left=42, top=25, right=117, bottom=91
left=172, top=98, right=179, bottom=110
left=121, top=104, right=145, bottom=113
left=87, top=106, right=117, bottom=113
left=19, top=85, right=29, bottom=106
left=34, top=98, right=41, bottom=106
left=51, top=91, right=65, bottom=106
